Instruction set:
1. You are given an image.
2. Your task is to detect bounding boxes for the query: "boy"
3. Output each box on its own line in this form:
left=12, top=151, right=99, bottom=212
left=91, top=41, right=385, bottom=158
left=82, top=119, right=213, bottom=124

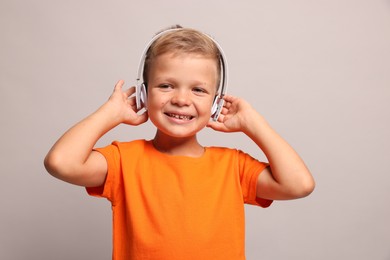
left=44, top=26, right=315, bottom=260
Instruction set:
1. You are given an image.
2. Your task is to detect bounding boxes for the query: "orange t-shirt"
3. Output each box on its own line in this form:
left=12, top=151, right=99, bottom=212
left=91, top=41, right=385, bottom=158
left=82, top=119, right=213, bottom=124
left=87, top=140, right=272, bottom=260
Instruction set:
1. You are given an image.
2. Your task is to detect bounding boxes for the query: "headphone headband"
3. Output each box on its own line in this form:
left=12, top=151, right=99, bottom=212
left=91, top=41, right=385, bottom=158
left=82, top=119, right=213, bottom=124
left=136, top=28, right=228, bottom=99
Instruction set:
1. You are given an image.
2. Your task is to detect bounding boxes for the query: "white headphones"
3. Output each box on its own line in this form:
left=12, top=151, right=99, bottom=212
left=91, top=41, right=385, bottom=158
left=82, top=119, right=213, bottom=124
left=135, top=28, right=228, bottom=121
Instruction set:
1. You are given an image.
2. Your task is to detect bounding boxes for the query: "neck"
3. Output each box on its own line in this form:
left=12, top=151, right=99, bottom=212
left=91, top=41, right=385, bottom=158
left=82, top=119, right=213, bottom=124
left=152, top=131, right=204, bottom=157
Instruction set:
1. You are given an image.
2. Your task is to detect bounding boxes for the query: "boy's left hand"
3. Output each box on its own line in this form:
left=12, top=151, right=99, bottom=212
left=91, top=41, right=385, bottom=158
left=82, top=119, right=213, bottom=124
left=207, top=95, right=255, bottom=133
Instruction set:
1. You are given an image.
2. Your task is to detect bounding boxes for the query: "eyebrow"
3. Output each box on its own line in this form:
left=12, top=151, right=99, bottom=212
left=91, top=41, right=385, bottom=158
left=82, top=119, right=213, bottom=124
left=153, top=77, right=208, bottom=87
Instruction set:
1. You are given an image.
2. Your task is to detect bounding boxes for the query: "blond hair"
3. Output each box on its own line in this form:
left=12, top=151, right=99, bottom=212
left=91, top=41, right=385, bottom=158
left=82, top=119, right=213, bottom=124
left=142, top=26, right=222, bottom=88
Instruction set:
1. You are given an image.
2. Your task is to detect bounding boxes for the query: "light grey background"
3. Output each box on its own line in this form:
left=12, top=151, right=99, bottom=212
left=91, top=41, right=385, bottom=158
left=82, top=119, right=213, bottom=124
left=1, top=0, right=389, bottom=259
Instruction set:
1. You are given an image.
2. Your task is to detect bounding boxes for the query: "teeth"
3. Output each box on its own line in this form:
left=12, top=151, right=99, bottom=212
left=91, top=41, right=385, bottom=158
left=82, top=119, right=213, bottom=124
left=168, top=113, right=191, bottom=120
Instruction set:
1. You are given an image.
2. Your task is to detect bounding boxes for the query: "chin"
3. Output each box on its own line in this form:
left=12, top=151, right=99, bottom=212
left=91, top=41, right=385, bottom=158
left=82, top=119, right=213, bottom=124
left=160, top=128, right=201, bottom=139
left=150, top=116, right=208, bottom=139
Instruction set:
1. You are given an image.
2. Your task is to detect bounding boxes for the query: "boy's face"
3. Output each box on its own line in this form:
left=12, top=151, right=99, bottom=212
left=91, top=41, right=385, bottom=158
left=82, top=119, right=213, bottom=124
left=147, top=52, right=218, bottom=139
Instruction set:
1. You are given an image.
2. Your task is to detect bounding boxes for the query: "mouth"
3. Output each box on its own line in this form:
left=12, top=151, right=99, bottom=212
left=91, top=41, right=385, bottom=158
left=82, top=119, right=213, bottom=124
left=165, top=112, right=194, bottom=121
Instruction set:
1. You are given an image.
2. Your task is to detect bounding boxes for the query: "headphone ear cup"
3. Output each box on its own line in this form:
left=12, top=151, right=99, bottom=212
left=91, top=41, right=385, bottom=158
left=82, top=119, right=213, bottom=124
left=136, top=83, right=148, bottom=110
left=211, top=97, right=224, bottom=121
left=140, top=83, right=148, bottom=109
left=135, top=84, right=142, bottom=109
left=211, top=96, right=218, bottom=115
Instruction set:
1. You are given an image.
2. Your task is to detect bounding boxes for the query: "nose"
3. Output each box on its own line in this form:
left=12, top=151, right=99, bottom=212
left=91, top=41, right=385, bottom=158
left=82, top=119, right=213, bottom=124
left=171, top=89, right=191, bottom=106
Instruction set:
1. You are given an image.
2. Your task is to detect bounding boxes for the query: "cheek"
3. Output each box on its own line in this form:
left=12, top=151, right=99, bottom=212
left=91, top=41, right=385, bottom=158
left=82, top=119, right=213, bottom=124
left=198, top=99, right=214, bottom=116
left=147, top=92, right=165, bottom=107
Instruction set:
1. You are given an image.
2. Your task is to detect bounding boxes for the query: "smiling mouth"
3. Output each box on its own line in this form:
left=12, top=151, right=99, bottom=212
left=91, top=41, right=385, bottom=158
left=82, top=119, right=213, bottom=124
left=165, top=113, right=194, bottom=120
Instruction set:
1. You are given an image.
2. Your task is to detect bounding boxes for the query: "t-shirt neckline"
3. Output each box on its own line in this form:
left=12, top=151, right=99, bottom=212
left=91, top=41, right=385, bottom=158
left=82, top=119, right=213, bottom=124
left=146, top=139, right=209, bottom=161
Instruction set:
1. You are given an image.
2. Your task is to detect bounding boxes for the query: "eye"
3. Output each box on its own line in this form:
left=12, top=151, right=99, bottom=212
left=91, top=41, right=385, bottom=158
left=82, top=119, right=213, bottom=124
left=193, top=87, right=207, bottom=94
left=158, top=84, right=173, bottom=91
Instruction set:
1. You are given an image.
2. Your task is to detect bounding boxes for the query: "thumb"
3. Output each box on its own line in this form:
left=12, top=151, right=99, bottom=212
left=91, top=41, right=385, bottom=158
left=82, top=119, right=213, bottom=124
left=113, top=80, right=125, bottom=93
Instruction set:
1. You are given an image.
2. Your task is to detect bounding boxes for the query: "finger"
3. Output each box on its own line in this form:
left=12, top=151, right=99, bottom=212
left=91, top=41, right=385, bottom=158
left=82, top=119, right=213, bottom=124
left=114, top=80, right=125, bottom=92
left=133, top=111, right=149, bottom=125
left=220, top=107, right=229, bottom=115
left=223, top=94, right=237, bottom=102
left=217, top=112, right=228, bottom=123
left=209, top=112, right=225, bottom=126
left=223, top=101, right=232, bottom=109
left=124, top=86, right=136, bottom=97
left=128, top=95, right=136, bottom=106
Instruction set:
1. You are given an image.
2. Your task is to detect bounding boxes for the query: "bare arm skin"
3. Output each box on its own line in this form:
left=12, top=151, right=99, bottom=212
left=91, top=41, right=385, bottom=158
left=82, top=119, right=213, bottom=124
left=44, top=80, right=148, bottom=187
left=207, top=95, right=315, bottom=200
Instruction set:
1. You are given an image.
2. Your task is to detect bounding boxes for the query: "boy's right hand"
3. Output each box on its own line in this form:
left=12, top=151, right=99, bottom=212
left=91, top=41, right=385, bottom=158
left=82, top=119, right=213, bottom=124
left=104, top=80, right=148, bottom=126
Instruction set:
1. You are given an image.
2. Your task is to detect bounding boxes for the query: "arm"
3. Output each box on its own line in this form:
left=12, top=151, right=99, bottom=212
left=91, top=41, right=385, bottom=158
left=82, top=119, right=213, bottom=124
left=207, top=95, right=315, bottom=200
left=44, top=80, right=148, bottom=187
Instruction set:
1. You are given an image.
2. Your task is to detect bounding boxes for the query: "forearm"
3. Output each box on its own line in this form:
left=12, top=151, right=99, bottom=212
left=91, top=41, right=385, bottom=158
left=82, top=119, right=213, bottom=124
left=208, top=95, right=314, bottom=199
left=243, top=112, right=315, bottom=198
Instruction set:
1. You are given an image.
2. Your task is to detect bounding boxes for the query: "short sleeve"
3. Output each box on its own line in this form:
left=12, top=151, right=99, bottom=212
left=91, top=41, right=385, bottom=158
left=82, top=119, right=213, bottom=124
left=85, top=143, right=121, bottom=204
left=237, top=150, right=273, bottom=208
